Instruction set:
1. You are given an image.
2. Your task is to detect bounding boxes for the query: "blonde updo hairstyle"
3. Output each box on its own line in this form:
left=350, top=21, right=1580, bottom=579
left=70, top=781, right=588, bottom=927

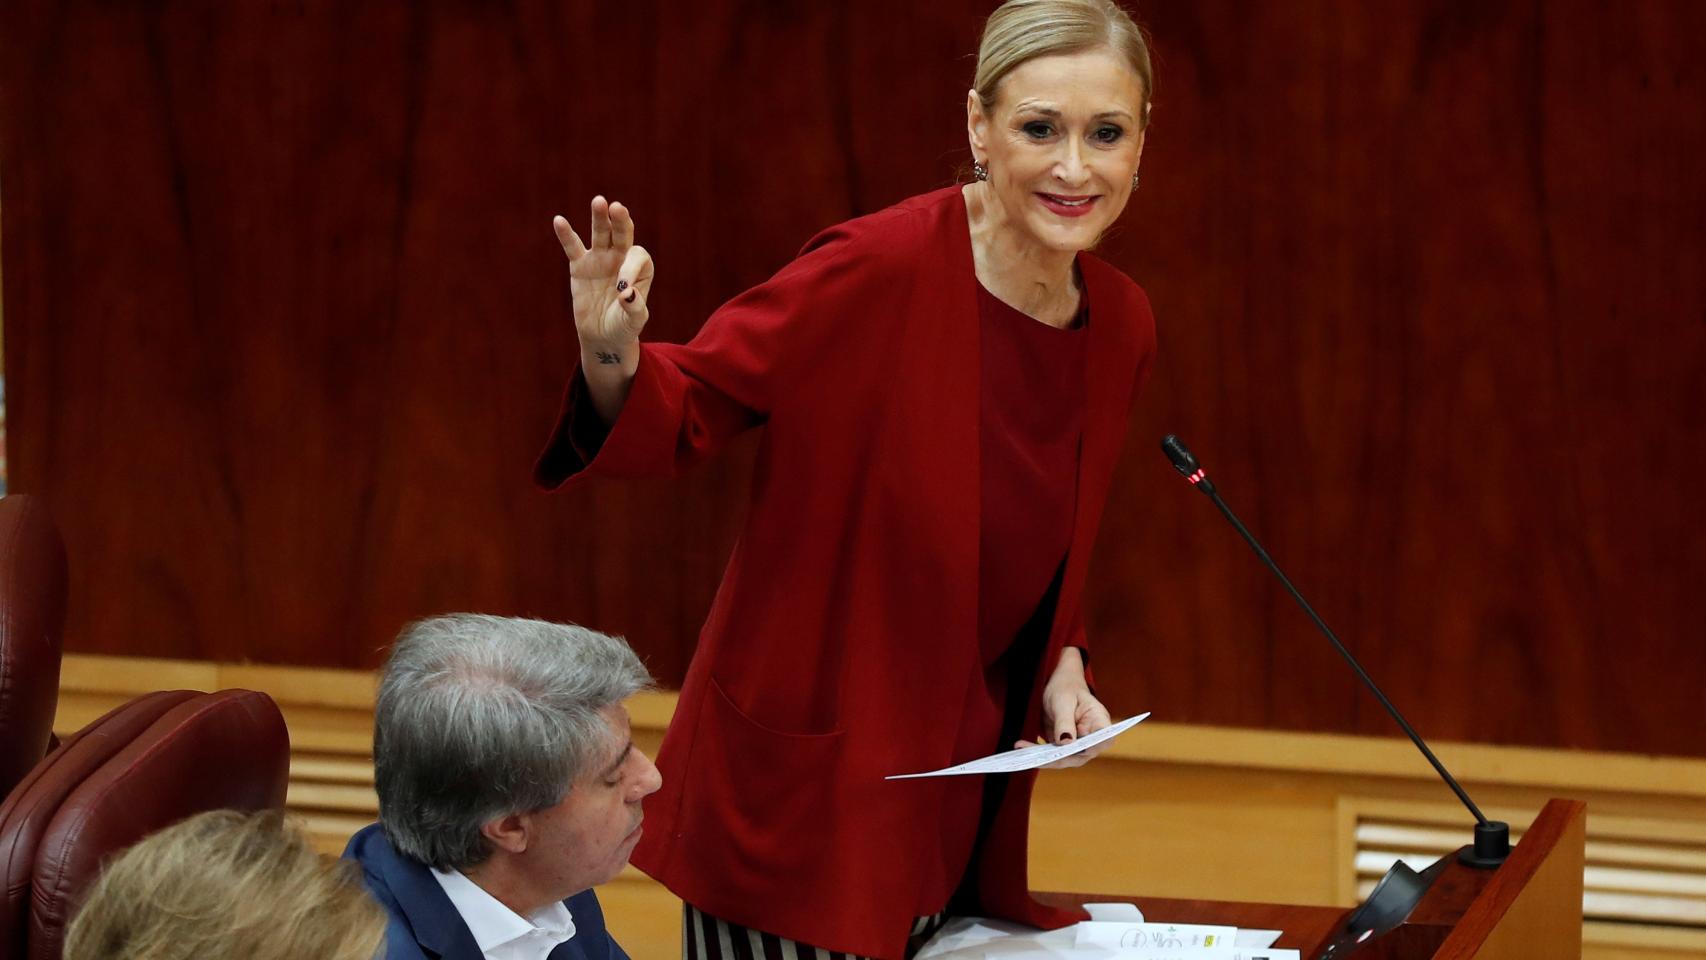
left=973, top=0, right=1153, bottom=125
left=64, top=809, right=386, bottom=960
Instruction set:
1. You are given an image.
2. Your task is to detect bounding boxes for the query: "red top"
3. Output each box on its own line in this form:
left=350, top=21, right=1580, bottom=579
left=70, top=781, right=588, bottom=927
left=536, top=187, right=1156, bottom=959
left=925, top=283, right=1088, bottom=911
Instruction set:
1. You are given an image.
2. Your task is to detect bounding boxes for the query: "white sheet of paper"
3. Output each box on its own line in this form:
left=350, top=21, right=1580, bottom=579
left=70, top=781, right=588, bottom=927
left=913, top=917, right=1090, bottom=959
left=1104, top=951, right=1296, bottom=960
left=886, top=714, right=1151, bottom=779
left=1232, top=930, right=1282, bottom=949
left=1075, top=921, right=1238, bottom=950
left=912, top=917, right=1296, bottom=960
left=1084, top=903, right=1145, bottom=923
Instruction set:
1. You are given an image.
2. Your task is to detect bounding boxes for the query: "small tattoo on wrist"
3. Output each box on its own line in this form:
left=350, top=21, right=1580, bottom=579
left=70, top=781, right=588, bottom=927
left=594, top=351, right=622, bottom=365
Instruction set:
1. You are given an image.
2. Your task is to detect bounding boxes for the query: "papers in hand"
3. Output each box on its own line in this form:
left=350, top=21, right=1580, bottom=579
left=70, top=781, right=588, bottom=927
left=886, top=714, right=1150, bottom=780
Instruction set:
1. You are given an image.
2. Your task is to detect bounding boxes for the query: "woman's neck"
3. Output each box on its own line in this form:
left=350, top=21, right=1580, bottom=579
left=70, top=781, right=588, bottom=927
left=963, top=182, right=1080, bottom=328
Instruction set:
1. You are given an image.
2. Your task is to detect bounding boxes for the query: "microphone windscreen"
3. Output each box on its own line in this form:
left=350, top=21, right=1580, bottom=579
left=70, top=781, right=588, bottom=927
left=1160, top=435, right=1201, bottom=476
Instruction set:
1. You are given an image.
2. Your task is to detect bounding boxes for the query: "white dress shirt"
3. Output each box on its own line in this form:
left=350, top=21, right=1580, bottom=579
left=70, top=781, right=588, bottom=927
left=430, top=867, right=577, bottom=960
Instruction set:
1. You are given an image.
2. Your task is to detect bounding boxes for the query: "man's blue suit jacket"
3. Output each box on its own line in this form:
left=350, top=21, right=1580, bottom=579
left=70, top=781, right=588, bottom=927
left=344, top=823, right=631, bottom=960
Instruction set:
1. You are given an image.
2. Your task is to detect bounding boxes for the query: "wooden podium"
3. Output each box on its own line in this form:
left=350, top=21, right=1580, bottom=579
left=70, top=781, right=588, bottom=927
left=1040, top=798, right=1587, bottom=959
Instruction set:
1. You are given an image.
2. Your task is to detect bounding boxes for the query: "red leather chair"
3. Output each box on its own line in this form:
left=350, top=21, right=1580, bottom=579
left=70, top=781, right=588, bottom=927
left=0, top=495, right=69, bottom=799
left=0, top=689, right=289, bottom=960
left=0, top=691, right=199, bottom=957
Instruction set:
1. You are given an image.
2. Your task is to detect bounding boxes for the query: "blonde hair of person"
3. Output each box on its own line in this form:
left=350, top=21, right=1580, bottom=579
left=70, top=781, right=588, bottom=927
left=64, top=809, right=386, bottom=960
left=974, top=0, right=1154, bottom=124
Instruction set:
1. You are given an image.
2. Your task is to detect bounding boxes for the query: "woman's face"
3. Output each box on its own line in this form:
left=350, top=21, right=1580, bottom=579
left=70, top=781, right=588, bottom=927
left=967, top=47, right=1147, bottom=254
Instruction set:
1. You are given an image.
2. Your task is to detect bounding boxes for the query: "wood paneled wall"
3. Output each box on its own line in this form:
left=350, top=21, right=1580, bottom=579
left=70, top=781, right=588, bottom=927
left=4, top=2, right=1703, bottom=756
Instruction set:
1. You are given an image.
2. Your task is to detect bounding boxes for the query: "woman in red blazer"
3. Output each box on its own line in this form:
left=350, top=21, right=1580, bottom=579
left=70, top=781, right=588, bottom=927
left=537, top=2, right=1156, bottom=957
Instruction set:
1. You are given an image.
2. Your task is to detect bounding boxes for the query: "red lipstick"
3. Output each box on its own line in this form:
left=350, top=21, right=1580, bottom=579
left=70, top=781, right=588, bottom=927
left=1037, top=193, right=1099, bottom=218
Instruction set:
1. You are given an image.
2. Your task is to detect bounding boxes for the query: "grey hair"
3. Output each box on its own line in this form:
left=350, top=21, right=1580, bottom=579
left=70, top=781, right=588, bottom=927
left=373, top=614, right=651, bottom=872
left=974, top=0, right=1153, bottom=126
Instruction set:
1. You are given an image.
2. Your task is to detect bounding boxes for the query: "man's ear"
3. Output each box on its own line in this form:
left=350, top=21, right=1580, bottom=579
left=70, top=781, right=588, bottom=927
left=481, top=812, right=531, bottom=855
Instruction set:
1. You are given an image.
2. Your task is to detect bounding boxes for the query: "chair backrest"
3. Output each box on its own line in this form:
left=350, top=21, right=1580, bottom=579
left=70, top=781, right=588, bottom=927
left=0, top=691, right=200, bottom=958
left=0, top=494, right=69, bottom=798
left=27, top=689, right=290, bottom=960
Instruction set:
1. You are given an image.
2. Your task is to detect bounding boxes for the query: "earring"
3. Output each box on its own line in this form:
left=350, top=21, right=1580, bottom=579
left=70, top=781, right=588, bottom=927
left=1132, top=171, right=1141, bottom=191
left=973, top=161, right=989, bottom=182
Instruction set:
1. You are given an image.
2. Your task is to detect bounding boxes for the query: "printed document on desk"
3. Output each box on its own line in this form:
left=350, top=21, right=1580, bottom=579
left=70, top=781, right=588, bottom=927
left=914, top=916, right=1298, bottom=959
left=886, top=714, right=1150, bottom=780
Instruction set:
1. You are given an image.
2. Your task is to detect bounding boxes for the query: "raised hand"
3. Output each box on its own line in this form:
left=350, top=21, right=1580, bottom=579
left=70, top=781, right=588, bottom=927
left=551, top=196, right=653, bottom=424
left=553, top=195, right=654, bottom=352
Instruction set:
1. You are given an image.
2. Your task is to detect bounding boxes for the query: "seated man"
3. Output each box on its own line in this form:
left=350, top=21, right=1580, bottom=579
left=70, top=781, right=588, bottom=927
left=346, top=614, right=661, bottom=960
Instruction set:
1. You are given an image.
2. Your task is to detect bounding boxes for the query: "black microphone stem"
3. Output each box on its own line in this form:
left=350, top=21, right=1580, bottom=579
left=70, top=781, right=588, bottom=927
left=1161, top=433, right=1508, bottom=867
left=1199, top=485, right=1491, bottom=827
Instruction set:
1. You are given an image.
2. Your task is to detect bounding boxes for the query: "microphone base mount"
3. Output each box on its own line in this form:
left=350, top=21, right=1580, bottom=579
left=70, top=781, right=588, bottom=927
left=1457, top=820, right=1511, bottom=868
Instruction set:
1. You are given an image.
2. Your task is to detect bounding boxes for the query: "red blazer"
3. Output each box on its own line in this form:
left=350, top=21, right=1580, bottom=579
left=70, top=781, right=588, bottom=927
left=536, top=186, right=1156, bottom=959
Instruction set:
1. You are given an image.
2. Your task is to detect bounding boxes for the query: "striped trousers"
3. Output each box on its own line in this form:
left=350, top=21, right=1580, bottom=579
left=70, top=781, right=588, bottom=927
left=683, top=904, right=949, bottom=960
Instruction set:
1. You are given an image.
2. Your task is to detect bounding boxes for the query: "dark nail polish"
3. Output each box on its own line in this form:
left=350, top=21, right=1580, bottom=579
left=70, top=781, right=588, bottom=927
left=616, top=279, right=628, bottom=292
left=625, top=290, right=637, bottom=303
left=1058, top=733, right=1074, bottom=743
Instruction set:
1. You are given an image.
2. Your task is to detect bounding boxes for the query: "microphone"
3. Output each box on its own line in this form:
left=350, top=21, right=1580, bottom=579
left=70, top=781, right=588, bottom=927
left=1158, top=434, right=1509, bottom=868
left=1160, top=435, right=1215, bottom=494
left=1161, top=434, right=1511, bottom=956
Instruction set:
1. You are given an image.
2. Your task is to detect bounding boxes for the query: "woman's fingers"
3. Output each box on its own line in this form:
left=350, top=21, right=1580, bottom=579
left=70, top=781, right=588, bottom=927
left=1077, top=698, right=1112, bottom=736
left=618, top=244, right=653, bottom=292
left=1021, top=686, right=1115, bottom=770
left=1048, top=689, right=1080, bottom=743
left=557, top=194, right=649, bottom=341
left=590, top=195, right=612, bottom=250
left=1011, top=738, right=1095, bottom=770
left=616, top=281, right=646, bottom=321
left=553, top=216, right=587, bottom=261
left=1052, top=699, right=1113, bottom=767
left=610, top=201, right=635, bottom=248
left=576, top=195, right=638, bottom=254
left=613, top=245, right=653, bottom=332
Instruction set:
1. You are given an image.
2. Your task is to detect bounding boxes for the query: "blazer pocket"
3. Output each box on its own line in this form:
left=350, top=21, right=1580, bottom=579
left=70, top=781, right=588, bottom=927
left=678, top=678, right=846, bottom=877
